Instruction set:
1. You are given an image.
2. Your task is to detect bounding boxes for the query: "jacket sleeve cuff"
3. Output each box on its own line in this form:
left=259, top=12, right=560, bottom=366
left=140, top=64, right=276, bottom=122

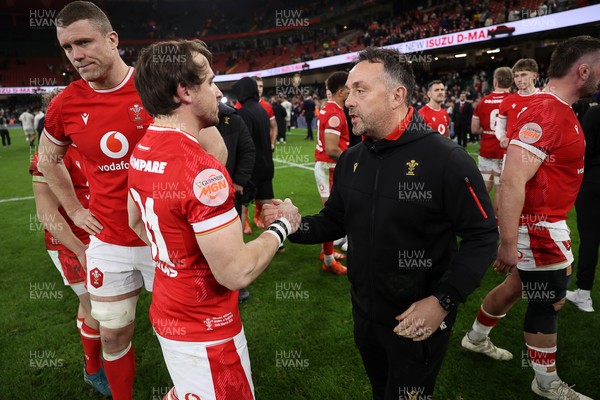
left=433, top=283, right=463, bottom=304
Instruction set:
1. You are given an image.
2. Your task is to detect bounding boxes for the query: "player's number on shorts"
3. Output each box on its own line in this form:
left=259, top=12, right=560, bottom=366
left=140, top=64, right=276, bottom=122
left=129, top=188, right=174, bottom=266
left=490, top=109, right=500, bottom=132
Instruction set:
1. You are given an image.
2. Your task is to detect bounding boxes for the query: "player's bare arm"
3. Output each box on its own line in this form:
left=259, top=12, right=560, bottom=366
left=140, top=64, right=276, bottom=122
left=270, top=118, right=277, bottom=149
left=494, top=116, right=509, bottom=148
left=127, top=194, right=150, bottom=246
left=198, top=199, right=300, bottom=289
left=324, top=132, right=342, bottom=161
left=198, top=126, right=228, bottom=165
left=471, top=117, right=481, bottom=136
left=33, top=181, right=88, bottom=264
left=37, top=134, right=103, bottom=235
left=495, top=144, right=542, bottom=273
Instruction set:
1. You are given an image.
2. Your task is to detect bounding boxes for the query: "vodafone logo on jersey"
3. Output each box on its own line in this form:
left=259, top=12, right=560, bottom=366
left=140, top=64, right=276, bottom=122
left=193, top=169, right=229, bottom=206
left=100, top=131, right=130, bottom=159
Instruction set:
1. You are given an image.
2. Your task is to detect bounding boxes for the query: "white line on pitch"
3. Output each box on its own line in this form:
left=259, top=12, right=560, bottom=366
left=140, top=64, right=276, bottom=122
left=0, top=196, right=34, bottom=203
left=273, top=158, right=313, bottom=171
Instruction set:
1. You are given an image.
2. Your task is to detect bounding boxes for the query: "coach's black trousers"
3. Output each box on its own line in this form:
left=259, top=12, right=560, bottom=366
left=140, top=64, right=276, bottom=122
left=575, top=177, right=600, bottom=290
left=455, top=125, right=469, bottom=148
left=353, top=309, right=452, bottom=400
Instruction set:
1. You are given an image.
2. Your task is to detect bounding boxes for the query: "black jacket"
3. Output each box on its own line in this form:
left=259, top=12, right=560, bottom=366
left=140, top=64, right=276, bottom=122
left=581, top=105, right=600, bottom=182
left=217, top=103, right=255, bottom=187
left=303, top=98, right=316, bottom=119
left=453, top=101, right=473, bottom=128
left=232, top=77, right=273, bottom=182
left=289, top=110, right=498, bottom=328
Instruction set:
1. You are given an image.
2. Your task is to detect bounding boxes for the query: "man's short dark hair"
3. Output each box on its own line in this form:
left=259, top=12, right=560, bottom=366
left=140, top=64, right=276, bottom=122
left=326, top=71, right=348, bottom=94
left=56, top=1, right=113, bottom=35
left=427, top=80, right=443, bottom=91
left=354, top=47, right=415, bottom=105
left=134, top=40, right=213, bottom=117
left=548, top=35, right=600, bottom=79
left=494, top=67, right=513, bottom=88
left=512, top=58, right=538, bottom=74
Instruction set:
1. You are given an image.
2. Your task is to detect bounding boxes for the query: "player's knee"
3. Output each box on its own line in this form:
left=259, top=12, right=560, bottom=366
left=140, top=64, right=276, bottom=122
left=91, top=296, right=138, bottom=330
left=524, top=301, right=558, bottom=334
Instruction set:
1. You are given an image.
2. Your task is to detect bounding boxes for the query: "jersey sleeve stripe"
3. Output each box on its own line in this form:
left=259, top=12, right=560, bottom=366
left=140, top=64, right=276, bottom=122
left=472, top=116, right=480, bottom=120
left=32, top=176, right=47, bottom=183
left=509, top=139, right=547, bottom=161
left=324, top=128, right=341, bottom=136
left=42, top=129, right=70, bottom=146
left=192, top=207, right=239, bottom=235
left=269, top=116, right=276, bottom=120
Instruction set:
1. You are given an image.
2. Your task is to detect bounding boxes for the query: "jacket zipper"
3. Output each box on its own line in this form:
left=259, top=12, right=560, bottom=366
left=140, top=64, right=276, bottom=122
left=464, top=177, right=488, bottom=219
left=369, top=161, right=381, bottom=322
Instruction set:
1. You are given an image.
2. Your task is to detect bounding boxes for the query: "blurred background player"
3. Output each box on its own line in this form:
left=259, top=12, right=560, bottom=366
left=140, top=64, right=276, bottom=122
left=464, top=35, right=600, bottom=400
left=418, top=80, right=450, bottom=138
left=30, top=88, right=109, bottom=397
left=0, top=111, right=10, bottom=147
left=233, top=77, right=276, bottom=239
left=236, top=76, right=276, bottom=232
left=18, top=107, right=35, bottom=147
left=129, top=39, right=300, bottom=400
left=272, top=96, right=287, bottom=145
left=494, top=58, right=540, bottom=149
left=314, top=71, right=349, bottom=275
left=281, top=95, right=292, bottom=135
left=567, top=104, right=600, bottom=312
left=34, top=107, right=45, bottom=146
left=452, top=92, right=473, bottom=148
left=471, top=67, right=513, bottom=200
left=215, top=101, right=256, bottom=302
left=302, top=94, right=316, bottom=140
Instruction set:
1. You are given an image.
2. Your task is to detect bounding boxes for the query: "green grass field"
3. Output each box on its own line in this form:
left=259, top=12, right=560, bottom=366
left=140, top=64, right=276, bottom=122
left=0, top=127, right=598, bottom=400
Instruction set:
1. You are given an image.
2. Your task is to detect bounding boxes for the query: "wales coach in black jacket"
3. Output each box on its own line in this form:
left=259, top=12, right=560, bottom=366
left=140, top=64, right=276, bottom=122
left=268, top=48, right=498, bottom=399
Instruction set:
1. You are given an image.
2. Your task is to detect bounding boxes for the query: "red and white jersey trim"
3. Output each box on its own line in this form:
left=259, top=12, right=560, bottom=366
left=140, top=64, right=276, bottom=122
left=324, top=128, right=341, bottom=136
left=510, top=139, right=547, bottom=161
left=192, top=207, right=238, bottom=235
left=146, top=125, right=198, bottom=144
left=43, top=129, right=70, bottom=146
left=90, top=67, right=134, bottom=93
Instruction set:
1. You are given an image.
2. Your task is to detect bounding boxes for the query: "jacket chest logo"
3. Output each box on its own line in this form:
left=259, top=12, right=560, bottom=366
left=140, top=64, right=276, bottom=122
left=406, top=160, right=419, bottom=176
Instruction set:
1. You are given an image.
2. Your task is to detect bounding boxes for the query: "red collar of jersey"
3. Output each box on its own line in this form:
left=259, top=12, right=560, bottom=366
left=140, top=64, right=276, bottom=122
left=384, top=107, right=414, bottom=141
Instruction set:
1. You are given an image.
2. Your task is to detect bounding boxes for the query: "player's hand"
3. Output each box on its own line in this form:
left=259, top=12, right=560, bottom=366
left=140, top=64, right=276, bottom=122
left=233, top=183, right=243, bottom=195
left=70, top=207, right=103, bottom=235
left=499, top=138, right=510, bottom=149
left=262, top=199, right=283, bottom=226
left=493, top=243, right=518, bottom=275
left=394, top=296, right=449, bottom=342
left=263, top=199, right=301, bottom=233
left=278, top=198, right=301, bottom=233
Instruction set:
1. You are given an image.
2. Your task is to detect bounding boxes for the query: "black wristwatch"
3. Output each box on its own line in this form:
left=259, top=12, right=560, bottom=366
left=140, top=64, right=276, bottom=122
left=434, top=293, right=456, bottom=313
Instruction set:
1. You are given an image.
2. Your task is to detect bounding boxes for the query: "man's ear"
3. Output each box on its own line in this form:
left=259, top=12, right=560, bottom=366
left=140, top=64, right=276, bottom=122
left=577, top=63, right=591, bottom=82
left=107, top=31, right=119, bottom=50
left=176, top=84, right=191, bottom=105
left=391, top=85, right=407, bottom=110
